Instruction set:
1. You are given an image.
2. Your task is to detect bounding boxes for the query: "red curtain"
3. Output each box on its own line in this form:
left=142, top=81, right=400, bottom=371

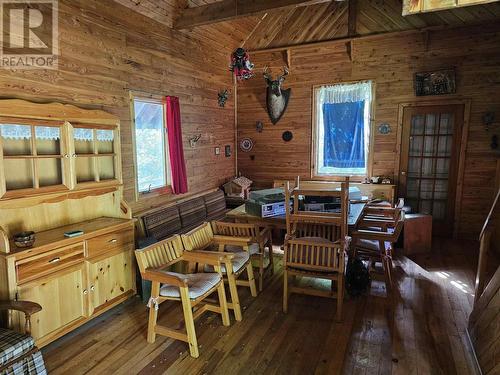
left=165, top=96, right=188, bottom=194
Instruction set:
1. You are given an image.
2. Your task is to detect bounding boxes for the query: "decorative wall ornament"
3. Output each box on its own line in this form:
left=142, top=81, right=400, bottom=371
left=282, top=131, right=293, bottom=142
left=230, top=48, right=254, bottom=81
left=414, top=68, right=456, bottom=96
left=240, top=138, right=254, bottom=152
left=256, top=121, right=263, bottom=133
left=378, top=123, right=391, bottom=134
left=263, top=66, right=291, bottom=124
left=225, top=145, right=231, bottom=157
left=218, top=89, right=229, bottom=107
left=188, top=134, right=201, bottom=148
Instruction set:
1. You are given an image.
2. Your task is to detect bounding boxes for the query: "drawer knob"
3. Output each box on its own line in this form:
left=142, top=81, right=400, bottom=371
left=48, top=257, right=61, bottom=264
left=108, top=239, right=117, bottom=243
left=83, top=289, right=88, bottom=295
left=90, top=285, right=95, bottom=291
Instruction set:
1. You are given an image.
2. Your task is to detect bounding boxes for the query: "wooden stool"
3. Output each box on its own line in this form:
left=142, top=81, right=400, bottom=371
left=403, top=214, right=432, bottom=255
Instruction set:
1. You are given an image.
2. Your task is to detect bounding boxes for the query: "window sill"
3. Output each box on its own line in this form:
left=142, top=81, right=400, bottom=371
left=137, top=185, right=173, bottom=201
left=311, top=174, right=366, bottom=183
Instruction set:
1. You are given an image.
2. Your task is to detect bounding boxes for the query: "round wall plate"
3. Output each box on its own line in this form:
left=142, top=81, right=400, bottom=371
left=378, top=123, right=391, bottom=134
left=282, top=131, right=293, bottom=142
left=240, top=138, right=254, bottom=152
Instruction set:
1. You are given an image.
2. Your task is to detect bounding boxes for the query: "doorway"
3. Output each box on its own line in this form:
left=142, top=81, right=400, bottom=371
left=399, top=104, right=464, bottom=236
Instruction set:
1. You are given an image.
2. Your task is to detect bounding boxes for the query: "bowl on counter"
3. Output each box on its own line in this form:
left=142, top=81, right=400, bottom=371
left=13, top=231, right=36, bottom=248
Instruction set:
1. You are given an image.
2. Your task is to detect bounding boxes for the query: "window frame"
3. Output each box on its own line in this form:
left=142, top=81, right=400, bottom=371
left=311, top=80, right=375, bottom=182
left=130, top=92, right=172, bottom=201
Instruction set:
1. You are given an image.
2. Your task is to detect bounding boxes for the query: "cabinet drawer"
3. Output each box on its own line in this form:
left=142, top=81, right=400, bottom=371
left=86, top=228, right=133, bottom=259
left=16, top=243, right=85, bottom=284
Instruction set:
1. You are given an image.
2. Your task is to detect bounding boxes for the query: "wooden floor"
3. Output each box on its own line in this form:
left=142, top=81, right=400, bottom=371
left=43, top=238, right=482, bottom=374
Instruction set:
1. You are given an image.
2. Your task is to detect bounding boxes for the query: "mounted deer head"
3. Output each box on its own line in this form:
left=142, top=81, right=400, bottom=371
left=263, top=66, right=291, bottom=124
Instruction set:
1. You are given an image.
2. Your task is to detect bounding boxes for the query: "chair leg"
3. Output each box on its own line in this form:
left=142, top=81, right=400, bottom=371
left=217, top=280, right=230, bottom=327
left=180, top=286, right=199, bottom=358
left=147, top=281, right=160, bottom=343
left=383, top=253, right=393, bottom=292
left=268, top=240, right=274, bottom=276
left=226, top=265, right=243, bottom=321
left=258, top=253, right=264, bottom=292
left=283, top=269, right=289, bottom=313
left=247, top=261, right=258, bottom=297
left=336, top=275, right=344, bottom=322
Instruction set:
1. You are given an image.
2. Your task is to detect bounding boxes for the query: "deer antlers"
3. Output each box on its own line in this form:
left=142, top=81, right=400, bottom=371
left=263, top=66, right=289, bottom=83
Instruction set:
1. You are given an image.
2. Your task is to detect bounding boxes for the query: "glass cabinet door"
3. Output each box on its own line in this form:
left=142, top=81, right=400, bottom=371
left=0, top=121, right=68, bottom=197
left=71, top=125, right=119, bottom=187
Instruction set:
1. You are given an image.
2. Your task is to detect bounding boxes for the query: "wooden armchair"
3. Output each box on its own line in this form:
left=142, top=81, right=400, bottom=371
left=351, top=209, right=405, bottom=291
left=181, top=222, right=257, bottom=322
left=134, top=234, right=231, bottom=358
left=212, top=221, right=274, bottom=292
left=0, top=301, right=46, bottom=374
left=283, top=178, right=350, bottom=321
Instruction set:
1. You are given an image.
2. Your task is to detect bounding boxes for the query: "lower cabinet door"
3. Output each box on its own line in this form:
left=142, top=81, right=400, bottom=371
left=17, top=263, right=88, bottom=345
left=87, top=249, right=135, bottom=315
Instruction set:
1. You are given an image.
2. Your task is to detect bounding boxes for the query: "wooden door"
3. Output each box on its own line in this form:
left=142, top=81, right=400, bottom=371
left=400, top=104, right=464, bottom=236
left=16, top=264, right=88, bottom=345
left=87, top=249, right=135, bottom=315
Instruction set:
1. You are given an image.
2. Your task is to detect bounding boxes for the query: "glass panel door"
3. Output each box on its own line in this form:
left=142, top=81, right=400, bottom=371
left=72, top=125, right=118, bottom=187
left=400, top=105, right=463, bottom=236
left=0, top=122, right=67, bottom=195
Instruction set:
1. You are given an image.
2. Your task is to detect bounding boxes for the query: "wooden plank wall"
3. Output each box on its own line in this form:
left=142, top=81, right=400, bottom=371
left=236, top=23, right=500, bottom=239
left=0, top=0, right=236, bottom=214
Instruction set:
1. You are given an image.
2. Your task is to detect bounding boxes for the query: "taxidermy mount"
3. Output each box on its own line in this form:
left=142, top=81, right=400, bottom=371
left=263, top=66, right=291, bottom=124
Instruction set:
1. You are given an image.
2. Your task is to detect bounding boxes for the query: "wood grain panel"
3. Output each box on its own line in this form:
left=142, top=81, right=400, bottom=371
left=0, top=0, right=238, bottom=216
left=237, top=23, right=500, bottom=239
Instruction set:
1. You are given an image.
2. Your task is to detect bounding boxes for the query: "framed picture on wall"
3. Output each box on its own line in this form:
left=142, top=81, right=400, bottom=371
left=414, top=69, right=456, bottom=96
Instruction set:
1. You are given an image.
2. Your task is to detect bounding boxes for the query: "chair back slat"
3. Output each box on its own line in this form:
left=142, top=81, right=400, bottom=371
left=212, top=221, right=258, bottom=239
left=285, top=238, right=345, bottom=273
left=181, top=222, right=214, bottom=251
left=135, top=235, right=184, bottom=273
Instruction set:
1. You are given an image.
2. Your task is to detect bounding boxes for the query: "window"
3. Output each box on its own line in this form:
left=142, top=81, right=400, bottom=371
left=132, top=97, right=170, bottom=194
left=313, top=81, right=373, bottom=177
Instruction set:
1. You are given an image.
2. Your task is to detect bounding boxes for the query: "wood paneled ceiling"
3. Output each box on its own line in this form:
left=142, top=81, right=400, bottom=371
left=115, top=0, right=500, bottom=51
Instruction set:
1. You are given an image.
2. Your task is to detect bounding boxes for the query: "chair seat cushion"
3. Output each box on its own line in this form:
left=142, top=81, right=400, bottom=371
left=0, top=328, right=35, bottom=366
left=159, top=272, right=221, bottom=299
left=225, top=243, right=260, bottom=255
left=204, top=251, right=250, bottom=274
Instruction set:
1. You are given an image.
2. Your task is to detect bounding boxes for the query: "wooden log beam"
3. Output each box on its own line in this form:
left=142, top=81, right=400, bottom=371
left=174, top=0, right=334, bottom=30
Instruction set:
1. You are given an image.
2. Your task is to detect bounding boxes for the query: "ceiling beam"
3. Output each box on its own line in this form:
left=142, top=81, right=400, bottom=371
left=174, top=0, right=334, bottom=30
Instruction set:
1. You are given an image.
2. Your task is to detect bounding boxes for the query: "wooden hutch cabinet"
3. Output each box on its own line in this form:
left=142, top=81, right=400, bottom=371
left=0, top=100, right=135, bottom=347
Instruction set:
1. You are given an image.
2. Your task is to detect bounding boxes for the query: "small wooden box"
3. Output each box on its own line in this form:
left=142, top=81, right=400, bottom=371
left=403, top=214, right=432, bottom=255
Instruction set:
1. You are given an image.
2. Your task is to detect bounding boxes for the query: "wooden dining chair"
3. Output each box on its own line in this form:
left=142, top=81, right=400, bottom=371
left=135, top=234, right=231, bottom=358
left=212, top=221, right=274, bottom=292
left=283, top=178, right=350, bottom=321
left=350, top=209, right=405, bottom=292
left=181, top=222, right=257, bottom=322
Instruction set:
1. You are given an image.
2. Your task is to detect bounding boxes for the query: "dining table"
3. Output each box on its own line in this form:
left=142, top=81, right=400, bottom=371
left=226, top=201, right=366, bottom=231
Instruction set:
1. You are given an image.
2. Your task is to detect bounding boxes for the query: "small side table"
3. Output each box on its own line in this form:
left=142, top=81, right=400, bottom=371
left=403, top=214, right=432, bottom=255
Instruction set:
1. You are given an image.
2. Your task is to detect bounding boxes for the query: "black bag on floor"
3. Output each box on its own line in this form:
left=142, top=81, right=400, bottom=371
left=345, top=256, right=370, bottom=297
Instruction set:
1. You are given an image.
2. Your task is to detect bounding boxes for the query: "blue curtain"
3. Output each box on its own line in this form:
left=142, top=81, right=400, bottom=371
left=322, top=101, right=365, bottom=169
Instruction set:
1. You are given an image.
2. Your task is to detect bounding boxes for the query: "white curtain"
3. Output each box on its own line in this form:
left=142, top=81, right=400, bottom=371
left=0, top=124, right=113, bottom=141
left=316, top=81, right=372, bottom=176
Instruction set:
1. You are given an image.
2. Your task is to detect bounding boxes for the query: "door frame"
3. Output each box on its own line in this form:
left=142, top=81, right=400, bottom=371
left=395, top=99, right=471, bottom=238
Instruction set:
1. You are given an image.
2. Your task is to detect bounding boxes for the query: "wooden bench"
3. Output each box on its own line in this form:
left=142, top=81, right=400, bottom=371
left=135, top=189, right=229, bottom=244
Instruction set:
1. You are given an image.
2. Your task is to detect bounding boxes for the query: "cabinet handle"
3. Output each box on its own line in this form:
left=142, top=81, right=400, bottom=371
left=83, top=289, right=88, bottom=295
left=48, top=257, right=61, bottom=264
left=72, top=154, right=77, bottom=158
left=90, top=285, right=95, bottom=291
left=108, top=239, right=117, bottom=243
left=64, top=154, right=69, bottom=158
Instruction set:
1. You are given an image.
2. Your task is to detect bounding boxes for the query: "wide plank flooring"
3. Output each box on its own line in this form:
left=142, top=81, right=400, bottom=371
left=43, top=238, right=481, bottom=374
